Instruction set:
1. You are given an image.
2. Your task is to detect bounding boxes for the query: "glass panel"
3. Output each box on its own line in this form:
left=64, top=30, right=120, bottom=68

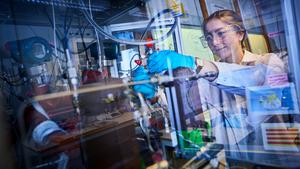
left=255, top=0, right=287, bottom=53
left=0, top=0, right=177, bottom=168
left=238, top=0, right=262, bottom=33
left=205, top=0, right=235, bottom=15
left=180, top=1, right=214, bottom=60
left=0, top=0, right=299, bottom=169
left=181, top=26, right=214, bottom=60
left=191, top=0, right=300, bottom=169
left=180, top=0, right=203, bottom=26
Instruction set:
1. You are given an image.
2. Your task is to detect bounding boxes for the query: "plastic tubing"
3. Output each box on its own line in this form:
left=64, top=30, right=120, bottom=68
left=79, top=0, right=178, bottom=45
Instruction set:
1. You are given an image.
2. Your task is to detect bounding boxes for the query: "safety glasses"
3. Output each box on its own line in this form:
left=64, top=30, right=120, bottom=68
left=204, top=25, right=241, bottom=44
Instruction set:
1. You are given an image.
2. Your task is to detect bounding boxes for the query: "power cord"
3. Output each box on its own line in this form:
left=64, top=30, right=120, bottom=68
left=200, top=99, right=243, bottom=158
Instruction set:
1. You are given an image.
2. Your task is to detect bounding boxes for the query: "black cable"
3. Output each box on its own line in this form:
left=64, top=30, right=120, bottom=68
left=80, top=1, right=178, bottom=45
left=63, top=8, right=75, bottom=43
left=49, top=40, right=97, bottom=55
left=65, top=9, right=74, bottom=39
left=183, top=77, right=242, bottom=157
left=77, top=14, right=90, bottom=66
left=61, top=9, right=73, bottom=50
left=41, top=5, right=69, bottom=64
left=200, top=99, right=243, bottom=158
left=129, top=53, right=141, bottom=77
left=41, top=6, right=64, bottom=46
left=140, top=8, right=174, bottom=40
left=70, top=39, right=97, bottom=54
left=63, top=8, right=69, bottom=38
left=42, top=5, right=71, bottom=51
left=175, top=91, right=243, bottom=158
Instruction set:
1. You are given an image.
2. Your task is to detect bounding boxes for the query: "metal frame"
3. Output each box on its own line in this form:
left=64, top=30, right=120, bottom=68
left=108, top=18, right=175, bottom=32
left=173, top=17, right=184, bottom=53
left=282, top=0, right=300, bottom=106
left=253, top=0, right=272, bottom=52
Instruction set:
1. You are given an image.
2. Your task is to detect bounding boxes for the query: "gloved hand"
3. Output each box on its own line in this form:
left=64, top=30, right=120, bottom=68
left=132, top=66, right=156, bottom=99
left=147, top=50, right=196, bottom=74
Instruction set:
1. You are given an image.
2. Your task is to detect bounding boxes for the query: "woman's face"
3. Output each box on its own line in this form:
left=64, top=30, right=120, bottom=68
left=205, top=19, right=244, bottom=63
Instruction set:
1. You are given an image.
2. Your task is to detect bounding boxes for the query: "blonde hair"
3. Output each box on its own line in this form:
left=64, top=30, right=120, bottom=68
left=203, top=10, right=246, bottom=43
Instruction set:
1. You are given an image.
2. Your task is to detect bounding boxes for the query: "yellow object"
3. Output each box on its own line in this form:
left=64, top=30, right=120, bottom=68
left=165, top=0, right=184, bottom=16
left=181, top=28, right=214, bottom=61
left=247, top=34, right=269, bottom=54
left=146, top=160, right=169, bottom=169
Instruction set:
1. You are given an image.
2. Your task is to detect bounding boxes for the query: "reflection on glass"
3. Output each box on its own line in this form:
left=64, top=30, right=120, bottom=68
left=0, top=0, right=299, bottom=169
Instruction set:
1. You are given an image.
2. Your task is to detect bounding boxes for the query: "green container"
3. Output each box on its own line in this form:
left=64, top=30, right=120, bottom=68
left=178, top=129, right=204, bottom=154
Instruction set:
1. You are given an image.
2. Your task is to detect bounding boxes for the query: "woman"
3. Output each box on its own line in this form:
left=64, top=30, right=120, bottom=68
left=198, top=9, right=285, bottom=145
left=201, top=10, right=284, bottom=74
left=134, top=10, right=285, bottom=144
left=204, top=9, right=246, bottom=64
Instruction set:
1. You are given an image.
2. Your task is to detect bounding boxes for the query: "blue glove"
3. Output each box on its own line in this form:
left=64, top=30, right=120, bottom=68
left=147, top=50, right=196, bottom=74
left=132, top=66, right=156, bottom=99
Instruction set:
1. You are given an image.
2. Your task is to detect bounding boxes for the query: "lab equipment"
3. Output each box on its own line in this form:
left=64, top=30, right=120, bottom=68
left=80, top=0, right=178, bottom=45
left=4, top=37, right=54, bottom=94
left=5, top=36, right=52, bottom=66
